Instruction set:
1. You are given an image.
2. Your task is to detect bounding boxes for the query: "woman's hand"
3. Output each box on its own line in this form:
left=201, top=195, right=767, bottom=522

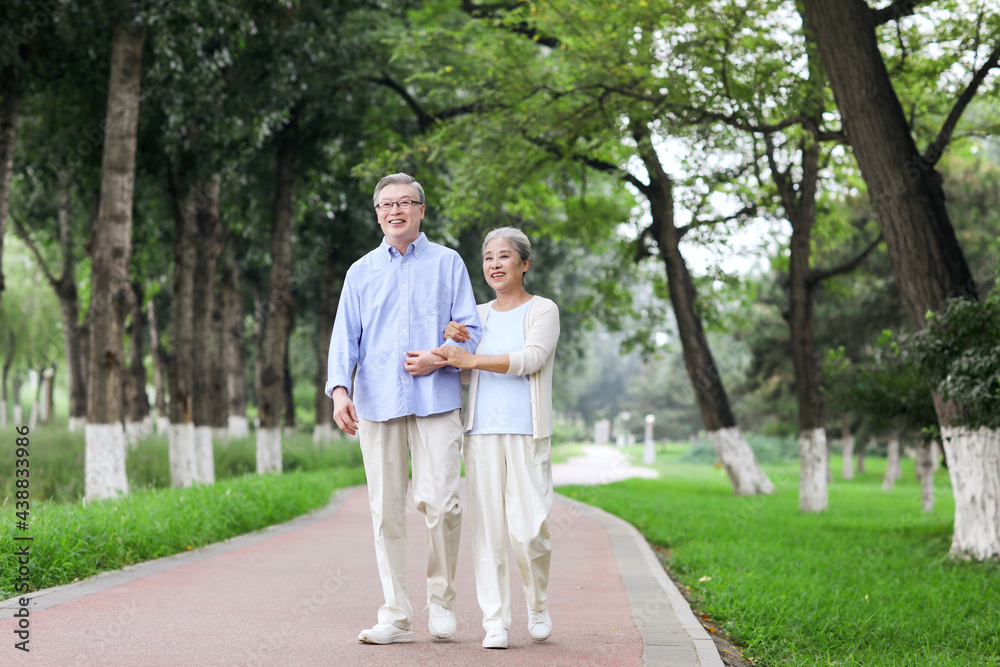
left=443, top=321, right=471, bottom=342
left=432, top=344, right=475, bottom=369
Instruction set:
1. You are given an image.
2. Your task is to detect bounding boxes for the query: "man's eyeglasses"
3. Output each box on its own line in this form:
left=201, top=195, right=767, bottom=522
left=375, top=199, right=423, bottom=212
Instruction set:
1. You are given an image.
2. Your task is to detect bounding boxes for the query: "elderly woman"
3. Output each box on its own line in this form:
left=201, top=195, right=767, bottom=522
left=432, top=226, right=560, bottom=650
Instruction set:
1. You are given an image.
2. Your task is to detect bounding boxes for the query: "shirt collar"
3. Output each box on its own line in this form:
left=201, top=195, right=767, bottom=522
left=380, top=232, right=429, bottom=261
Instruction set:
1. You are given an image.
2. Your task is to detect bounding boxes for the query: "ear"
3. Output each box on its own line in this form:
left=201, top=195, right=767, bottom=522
left=523, top=257, right=530, bottom=274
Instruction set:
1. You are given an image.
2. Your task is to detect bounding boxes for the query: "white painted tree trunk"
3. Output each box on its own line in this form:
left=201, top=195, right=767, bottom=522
left=882, top=435, right=901, bottom=491
left=841, top=434, right=854, bottom=480
left=228, top=415, right=250, bottom=438
left=68, top=416, right=87, bottom=432
left=313, top=423, right=337, bottom=445
left=12, top=404, right=22, bottom=424
left=84, top=423, right=129, bottom=500
left=890, top=432, right=903, bottom=481
left=931, top=440, right=941, bottom=473
left=799, top=427, right=828, bottom=512
left=194, top=426, right=215, bottom=484
left=28, top=403, right=38, bottom=431
left=256, top=427, right=282, bottom=474
left=155, top=415, right=170, bottom=435
left=707, top=426, right=774, bottom=495
left=168, top=422, right=197, bottom=488
left=915, top=442, right=936, bottom=512
left=940, top=426, right=1000, bottom=560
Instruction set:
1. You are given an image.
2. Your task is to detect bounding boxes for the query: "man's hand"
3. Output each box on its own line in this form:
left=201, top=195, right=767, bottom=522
left=331, top=387, right=359, bottom=436
left=443, top=321, right=471, bottom=342
left=405, top=349, right=447, bottom=376
left=431, top=345, right=475, bottom=369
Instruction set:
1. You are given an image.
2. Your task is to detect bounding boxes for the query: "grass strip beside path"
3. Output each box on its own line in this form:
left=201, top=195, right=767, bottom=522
left=559, top=452, right=1000, bottom=667
left=1, top=466, right=365, bottom=599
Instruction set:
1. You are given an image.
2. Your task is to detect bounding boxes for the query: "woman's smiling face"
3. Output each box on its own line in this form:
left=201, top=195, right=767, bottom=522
left=482, top=237, right=529, bottom=294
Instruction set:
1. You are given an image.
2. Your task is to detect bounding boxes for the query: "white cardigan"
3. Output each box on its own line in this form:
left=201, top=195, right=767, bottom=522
left=462, top=296, right=560, bottom=439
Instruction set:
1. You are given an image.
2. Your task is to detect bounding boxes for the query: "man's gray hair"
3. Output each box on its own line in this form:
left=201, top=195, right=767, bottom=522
left=482, top=226, right=531, bottom=262
left=373, top=173, right=425, bottom=207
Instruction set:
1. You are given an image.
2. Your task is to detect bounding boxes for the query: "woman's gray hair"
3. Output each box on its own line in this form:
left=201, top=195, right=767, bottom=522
left=482, top=226, right=531, bottom=262
left=373, top=173, right=425, bottom=207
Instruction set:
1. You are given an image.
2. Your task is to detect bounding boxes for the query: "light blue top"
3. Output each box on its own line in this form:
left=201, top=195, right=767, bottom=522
left=469, top=300, right=533, bottom=435
left=325, top=233, right=483, bottom=422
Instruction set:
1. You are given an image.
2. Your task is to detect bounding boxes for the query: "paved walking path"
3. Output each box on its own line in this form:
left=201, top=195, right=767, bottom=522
left=2, top=449, right=721, bottom=666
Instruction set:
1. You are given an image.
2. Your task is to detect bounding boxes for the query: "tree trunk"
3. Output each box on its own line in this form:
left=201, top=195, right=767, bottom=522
left=12, top=374, right=23, bottom=424
left=641, top=145, right=773, bottom=495
left=841, top=413, right=855, bottom=480
left=85, top=14, right=144, bottom=501
left=42, top=365, right=54, bottom=423
left=191, top=175, right=222, bottom=484
left=220, top=253, right=249, bottom=437
left=776, top=136, right=829, bottom=510
left=801, top=0, right=997, bottom=559
left=166, top=175, right=198, bottom=488
left=857, top=436, right=871, bottom=475
left=124, top=281, right=151, bottom=447
left=209, top=270, right=229, bottom=438
left=916, top=441, right=936, bottom=512
left=147, top=297, right=169, bottom=433
left=313, top=251, right=340, bottom=444
left=2, top=334, right=13, bottom=427
left=883, top=431, right=901, bottom=491
left=54, top=173, right=89, bottom=431
left=0, top=66, right=22, bottom=310
left=282, top=334, right=295, bottom=431
left=255, top=119, right=298, bottom=473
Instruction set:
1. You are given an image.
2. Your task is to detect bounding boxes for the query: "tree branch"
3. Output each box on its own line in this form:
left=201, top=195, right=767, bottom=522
left=9, top=215, right=59, bottom=288
left=461, top=0, right=561, bottom=48
left=807, top=233, right=883, bottom=286
left=523, top=134, right=651, bottom=196
left=922, top=43, right=1000, bottom=166
left=371, top=73, right=480, bottom=133
left=677, top=203, right=757, bottom=240
left=871, top=0, right=922, bottom=26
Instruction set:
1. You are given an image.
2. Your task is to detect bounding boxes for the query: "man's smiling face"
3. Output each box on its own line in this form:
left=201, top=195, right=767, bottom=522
left=375, top=183, right=424, bottom=253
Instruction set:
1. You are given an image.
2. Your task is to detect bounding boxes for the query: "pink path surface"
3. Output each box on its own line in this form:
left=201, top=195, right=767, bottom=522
left=2, top=484, right=644, bottom=666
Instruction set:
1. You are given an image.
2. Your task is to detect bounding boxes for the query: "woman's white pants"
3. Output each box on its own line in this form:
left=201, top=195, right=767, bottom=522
left=463, top=433, right=553, bottom=630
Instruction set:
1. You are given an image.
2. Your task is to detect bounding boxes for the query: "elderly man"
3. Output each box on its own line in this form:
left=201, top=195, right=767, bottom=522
left=326, top=173, right=482, bottom=644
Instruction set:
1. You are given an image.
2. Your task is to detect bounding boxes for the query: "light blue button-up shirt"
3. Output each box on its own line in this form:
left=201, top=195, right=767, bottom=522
left=325, top=233, right=483, bottom=422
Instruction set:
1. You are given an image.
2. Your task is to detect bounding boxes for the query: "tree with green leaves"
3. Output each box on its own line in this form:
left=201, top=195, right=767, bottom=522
left=383, top=0, right=775, bottom=494
left=800, top=0, right=1000, bottom=559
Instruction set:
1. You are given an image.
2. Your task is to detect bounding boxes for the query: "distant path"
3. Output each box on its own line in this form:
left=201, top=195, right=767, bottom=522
left=552, top=444, right=659, bottom=486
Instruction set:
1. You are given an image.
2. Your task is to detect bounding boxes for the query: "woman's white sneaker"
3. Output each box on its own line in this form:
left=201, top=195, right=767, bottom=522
left=482, top=627, right=508, bottom=649
left=527, top=608, right=552, bottom=641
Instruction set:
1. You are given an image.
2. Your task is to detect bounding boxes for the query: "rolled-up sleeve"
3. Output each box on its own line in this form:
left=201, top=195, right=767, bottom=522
left=325, top=272, right=360, bottom=397
left=507, top=301, right=559, bottom=376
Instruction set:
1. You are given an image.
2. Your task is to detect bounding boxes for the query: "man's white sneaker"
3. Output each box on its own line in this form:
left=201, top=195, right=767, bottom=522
left=428, top=603, right=457, bottom=639
left=482, top=627, right=508, bottom=649
left=357, top=622, right=414, bottom=644
left=527, top=608, right=552, bottom=641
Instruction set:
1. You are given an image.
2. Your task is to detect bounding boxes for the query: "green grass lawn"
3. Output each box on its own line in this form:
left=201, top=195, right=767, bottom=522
left=559, top=443, right=1000, bottom=667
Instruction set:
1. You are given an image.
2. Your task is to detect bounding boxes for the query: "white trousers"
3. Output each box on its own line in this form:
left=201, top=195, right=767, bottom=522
left=463, top=433, right=553, bottom=630
left=358, top=410, right=463, bottom=630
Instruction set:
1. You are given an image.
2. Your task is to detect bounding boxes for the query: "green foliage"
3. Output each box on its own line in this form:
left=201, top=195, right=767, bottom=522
left=823, top=341, right=937, bottom=435
left=906, top=293, right=1000, bottom=429
left=0, top=466, right=365, bottom=598
left=561, top=453, right=998, bottom=666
